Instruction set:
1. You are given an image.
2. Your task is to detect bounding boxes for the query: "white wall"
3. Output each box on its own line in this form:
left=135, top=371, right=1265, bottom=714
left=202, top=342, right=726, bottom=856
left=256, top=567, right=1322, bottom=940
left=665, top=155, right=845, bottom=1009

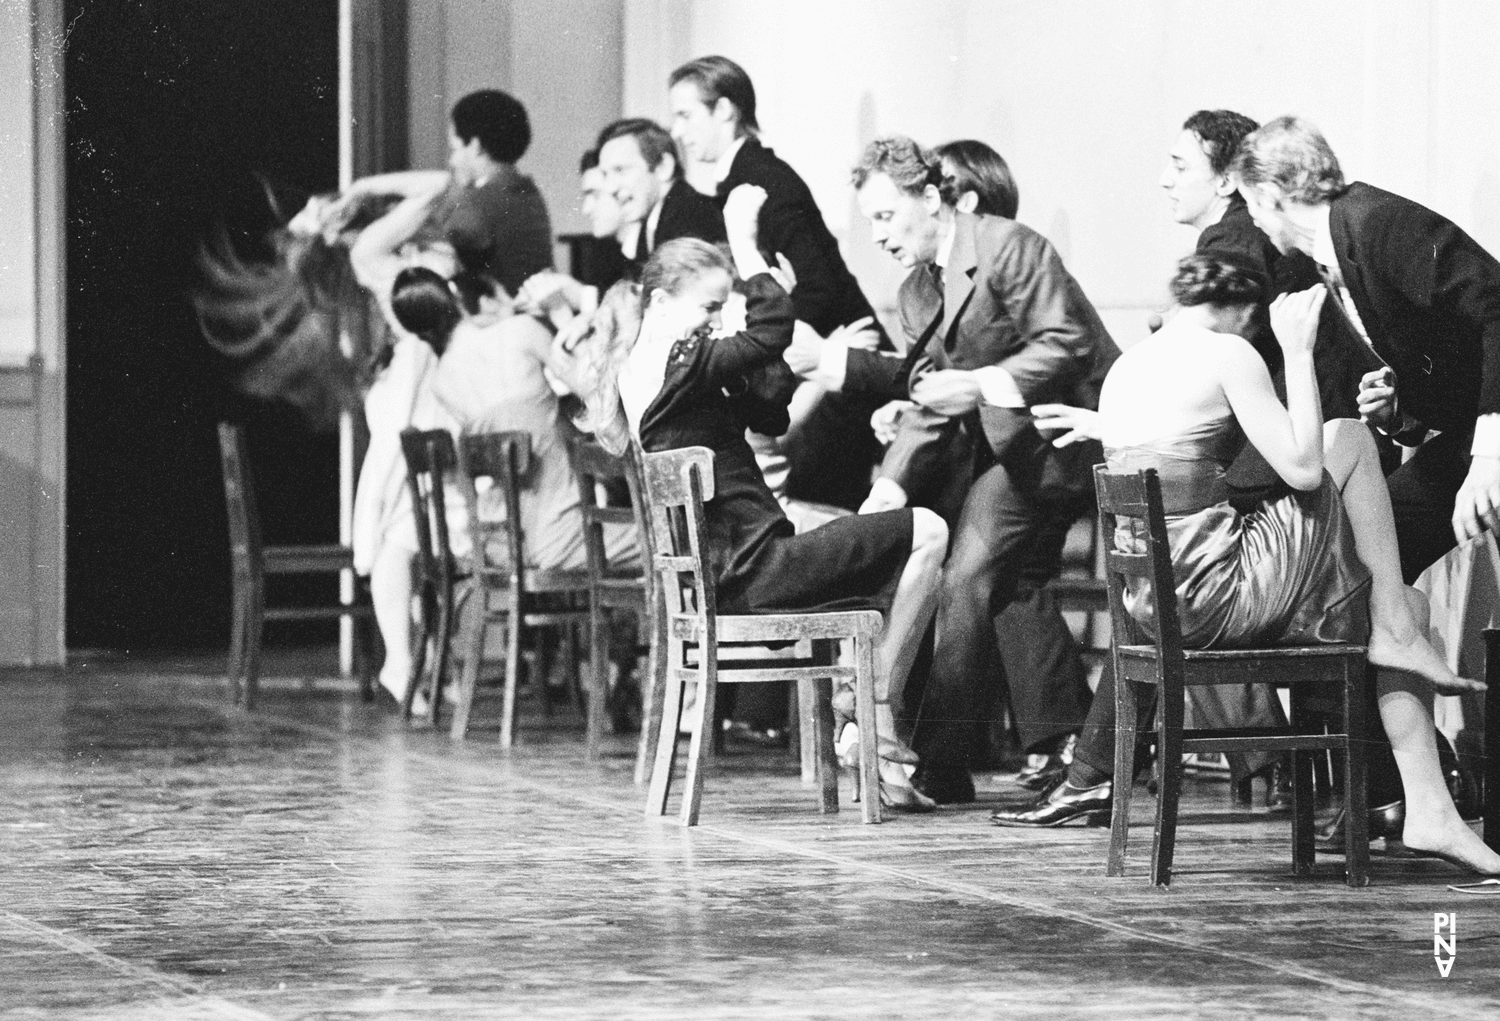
left=621, top=0, right=1500, bottom=346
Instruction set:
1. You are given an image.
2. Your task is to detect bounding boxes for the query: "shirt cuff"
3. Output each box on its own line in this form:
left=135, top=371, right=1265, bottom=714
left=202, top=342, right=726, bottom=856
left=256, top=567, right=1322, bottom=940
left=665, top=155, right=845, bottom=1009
left=1472, top=414, right=1500, bottom=458
left=814, top=337, right=850, bottom=392
left=972, top=366, right=1026, bottom=408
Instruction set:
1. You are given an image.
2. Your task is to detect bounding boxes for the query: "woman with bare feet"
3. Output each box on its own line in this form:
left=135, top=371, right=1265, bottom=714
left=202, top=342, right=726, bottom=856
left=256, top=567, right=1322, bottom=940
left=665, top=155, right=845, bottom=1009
left=993, top=253, right=1499, bottom=874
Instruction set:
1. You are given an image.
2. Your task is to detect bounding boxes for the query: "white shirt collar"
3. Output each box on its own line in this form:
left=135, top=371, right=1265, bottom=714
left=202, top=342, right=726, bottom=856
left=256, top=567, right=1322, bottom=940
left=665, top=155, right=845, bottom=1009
left=934, top=215, right=958, bottom=270
left=713, top=135, right=749, bottom=185
left=1310, top=205, right=1337, bottom=271
left=645, top=187, right=668, bottom=251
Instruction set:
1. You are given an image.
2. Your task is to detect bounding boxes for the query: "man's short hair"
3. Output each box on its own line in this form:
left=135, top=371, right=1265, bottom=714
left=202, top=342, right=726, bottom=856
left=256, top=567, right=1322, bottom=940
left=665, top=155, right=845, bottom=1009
left=851, top=136, right=943, bottom=196
left=596, top=118, right=682, bottom=180
left=579, top=148, right=600, bottom=174
left=1182, top=109, right=1259, bottom=177
left=668, top=55, right=759, bottom=134
left=1232, top=116, right=1346, bottom=205
left=451, top=89, right=532, bottom=164
left=934, top=139, right=1019, bottom=219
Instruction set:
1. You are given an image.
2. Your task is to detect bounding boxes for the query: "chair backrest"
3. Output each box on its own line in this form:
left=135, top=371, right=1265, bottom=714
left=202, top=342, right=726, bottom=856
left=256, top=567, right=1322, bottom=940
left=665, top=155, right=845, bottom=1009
left=1093, top=464, right=1185, bottom=667
left=572, top=438, right=651, bottom=592
left=638, top=445, right=717, bottom=642
left=456, top=430, right=532, bottom=581
left=400, top=428, right=461, bottom=581
left=217, top=422, right=263, bottom=577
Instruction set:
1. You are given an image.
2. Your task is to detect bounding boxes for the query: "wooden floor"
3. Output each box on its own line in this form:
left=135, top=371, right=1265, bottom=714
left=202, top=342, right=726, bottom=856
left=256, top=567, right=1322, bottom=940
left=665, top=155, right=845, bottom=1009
left=2, top=658, right=1497, bottom=1020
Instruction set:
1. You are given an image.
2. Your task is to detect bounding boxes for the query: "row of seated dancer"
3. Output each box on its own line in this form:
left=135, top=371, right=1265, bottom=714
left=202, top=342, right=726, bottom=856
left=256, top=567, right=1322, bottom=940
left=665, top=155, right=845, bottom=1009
left=198, top=58, right=1500, bottom=875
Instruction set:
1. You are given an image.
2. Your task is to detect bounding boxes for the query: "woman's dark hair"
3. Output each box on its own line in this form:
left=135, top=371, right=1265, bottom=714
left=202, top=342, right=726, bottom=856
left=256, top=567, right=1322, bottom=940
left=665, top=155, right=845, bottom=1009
left=669, top=55, right=760, bottom=134
left=450, top=89, right=531, bottom=163
left=1170, top=253, right=1267, bottom=307
left=935, top=139, right=1019, bottom=219
left=391, top=267, right=461, bottom=355
left=195, top=189, right=402, bottom=429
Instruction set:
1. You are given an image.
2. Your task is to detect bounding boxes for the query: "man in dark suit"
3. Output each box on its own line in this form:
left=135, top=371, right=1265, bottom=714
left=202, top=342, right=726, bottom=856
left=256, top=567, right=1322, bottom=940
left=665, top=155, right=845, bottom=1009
left=440, top=89, right=554, bottom=295
left=667, top=55, right=887, bottom=512
left=596, top=118, right=726, bottom=269
left=853, top=136, right=1120, bottom=804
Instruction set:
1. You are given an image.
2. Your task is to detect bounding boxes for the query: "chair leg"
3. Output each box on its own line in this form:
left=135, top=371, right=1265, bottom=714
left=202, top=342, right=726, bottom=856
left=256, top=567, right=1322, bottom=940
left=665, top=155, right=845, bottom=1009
left=854, top=635, right=881, bottom=824
left=634, top=603, right=666, bottom=786
left=1343, top=663, right=1372, bottom=887
left=679, top=658, right=718, bottom=827
left=562, top=623, right=584, bottom=715
left=646, top=668, right=685, bottom=817
left=404, top=581, right=432, bottom=722
left=449, top=590, right=487, bottom=742
left=811, top=677, right=839, bottom=815
left=797, top=678, right=818, bottom=788
left=586, top=604, right=608, bottom=762
left=499, top=597, right=524, bottom=748
left=242, top=577, right=266, bottom=711
left=1484, top=629, right=1500, bottom=853
left=1290, top=750, right=1315, bottom=875
left=227, top=575, right=249, bottom=705
left=1150, top=683, right=1185, bottom=888
left=1107, top=664, right=1137, bottom=877
left=429, top=577, right=459, bottom=728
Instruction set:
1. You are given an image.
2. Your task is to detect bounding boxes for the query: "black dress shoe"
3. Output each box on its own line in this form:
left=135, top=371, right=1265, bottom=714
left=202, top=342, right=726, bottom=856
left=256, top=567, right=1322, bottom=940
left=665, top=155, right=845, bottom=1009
left=910, top=765, right=976, bottom=805
left=990, top=779, right=1113, bottom=828
left=1315, top=799, right=1404, bottom=854
left=1014, top=757, right=1068, bottom=792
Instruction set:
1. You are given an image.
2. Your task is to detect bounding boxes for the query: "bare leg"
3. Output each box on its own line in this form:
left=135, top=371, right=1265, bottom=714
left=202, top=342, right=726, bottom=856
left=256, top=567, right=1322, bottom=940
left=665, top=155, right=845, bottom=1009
left=370, top=538, right=416, bottom=702
left=1322, top=420, right=1481, bottom=695
left=874, top=508, right=948, bottom=790
left=1323, top=421, right=1499, bottom=871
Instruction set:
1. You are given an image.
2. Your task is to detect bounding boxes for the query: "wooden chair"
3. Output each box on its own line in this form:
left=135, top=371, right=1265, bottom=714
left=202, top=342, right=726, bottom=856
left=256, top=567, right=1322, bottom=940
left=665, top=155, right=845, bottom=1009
left=398, top=428, right=467, bottom=723
left=450, top=430, right=592, bottom=745
left=639, top=445, right=883, bottom=826
left=571, top=439, right=661, bottom=767
left=1096, top=464, right=1371, bottom=887
left=1480, top=628, right=1500, bottom=852
left=217, top=422, right=375, bottom=709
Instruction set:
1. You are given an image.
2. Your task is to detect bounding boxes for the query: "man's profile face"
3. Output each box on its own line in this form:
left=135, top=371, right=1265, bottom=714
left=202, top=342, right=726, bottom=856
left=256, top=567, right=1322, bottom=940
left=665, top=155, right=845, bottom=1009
left=1159, top=130, right=1226, bottom=229
left=580, top=167, right=624, bottom=239
left=599, top=134, right=669, bottom=227
left=447, top=127, right=484, bottom=186
left=1239, top=183, right=1296, bottom=254
left=668, top=81, right=729, bottom=164
left=856, top=172, right=942, bottom=268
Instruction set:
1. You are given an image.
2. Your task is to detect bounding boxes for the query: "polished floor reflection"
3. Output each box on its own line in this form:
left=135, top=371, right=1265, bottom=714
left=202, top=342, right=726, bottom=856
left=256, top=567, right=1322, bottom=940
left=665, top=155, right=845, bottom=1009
left=1, top=663, right=1496, bottom=1020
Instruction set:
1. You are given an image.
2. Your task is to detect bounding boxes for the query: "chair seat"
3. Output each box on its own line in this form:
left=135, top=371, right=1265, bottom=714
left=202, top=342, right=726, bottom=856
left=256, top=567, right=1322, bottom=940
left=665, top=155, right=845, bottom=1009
left=672, top=609, right=883, bottom=643
left=264, top=544, right=355, bottom=573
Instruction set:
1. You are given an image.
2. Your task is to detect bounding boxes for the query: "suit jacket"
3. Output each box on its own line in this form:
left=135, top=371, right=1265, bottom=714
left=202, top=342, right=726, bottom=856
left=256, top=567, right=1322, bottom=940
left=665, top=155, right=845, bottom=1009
left=880, top=212, right=1119, bottom=501
left=716, top=137, right=879, bottom=336
left=1329, top=181, right=1500, bottom=435
left=631, top=179, right=726, bottom=266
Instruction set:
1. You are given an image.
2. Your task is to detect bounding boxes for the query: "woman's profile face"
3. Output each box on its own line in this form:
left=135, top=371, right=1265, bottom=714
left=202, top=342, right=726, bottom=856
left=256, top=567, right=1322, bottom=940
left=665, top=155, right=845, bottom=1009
left=649, top=267, right=732, bottom=340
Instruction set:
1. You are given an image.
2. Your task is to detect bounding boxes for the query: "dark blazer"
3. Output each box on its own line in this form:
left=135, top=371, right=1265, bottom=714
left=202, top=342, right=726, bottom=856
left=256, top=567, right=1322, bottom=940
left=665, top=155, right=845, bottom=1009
left=1328, top=181, right=1500, bottom=435
left=441, top=165, right=554, bottom=295
left=880, top=212, right=1118, bottom=500
left=716, top=137, right=879, bottom=336
left=631, top=179, right=726, bottom=266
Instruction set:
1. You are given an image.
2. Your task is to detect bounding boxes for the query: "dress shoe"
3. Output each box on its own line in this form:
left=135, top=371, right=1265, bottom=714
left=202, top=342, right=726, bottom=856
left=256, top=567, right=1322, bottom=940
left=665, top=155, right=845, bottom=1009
left=990, top=778, right=1113, bottom=828
left=1015, top=734, right=1077, bottom=792
left=1315, top=799, right=1404, bottom=854
left=910, top=764, right=977, bottom=805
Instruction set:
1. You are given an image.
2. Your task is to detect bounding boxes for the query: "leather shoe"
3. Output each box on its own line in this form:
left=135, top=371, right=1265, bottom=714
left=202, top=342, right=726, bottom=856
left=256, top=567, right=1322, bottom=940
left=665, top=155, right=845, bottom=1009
left=910, top=764, right=976, bottom=805
left=1015, top=734, right=1077, bottom=791
left=1315, top=799, right=1404, bottom=854
left=990, top=779, right=1113, bottom=828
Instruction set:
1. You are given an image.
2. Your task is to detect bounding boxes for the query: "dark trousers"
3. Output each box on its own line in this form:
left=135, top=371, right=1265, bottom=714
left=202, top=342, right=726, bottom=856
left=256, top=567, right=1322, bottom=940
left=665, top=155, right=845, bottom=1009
left=1075, top=427, right=1474, bottom=795
left=912, top=457, right=1094, bottom=776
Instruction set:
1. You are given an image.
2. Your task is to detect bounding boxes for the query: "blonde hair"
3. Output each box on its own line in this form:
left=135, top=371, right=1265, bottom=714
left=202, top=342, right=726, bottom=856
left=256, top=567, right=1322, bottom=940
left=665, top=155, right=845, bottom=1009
left=565, top=280, right=644, bottom=456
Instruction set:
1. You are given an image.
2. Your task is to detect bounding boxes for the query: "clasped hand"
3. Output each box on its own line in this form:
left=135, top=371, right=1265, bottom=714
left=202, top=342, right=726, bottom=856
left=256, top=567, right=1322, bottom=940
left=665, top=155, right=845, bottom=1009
left=1269, top=284, right=1327, bottom=358
left=910, top=369, right=983, bottom=416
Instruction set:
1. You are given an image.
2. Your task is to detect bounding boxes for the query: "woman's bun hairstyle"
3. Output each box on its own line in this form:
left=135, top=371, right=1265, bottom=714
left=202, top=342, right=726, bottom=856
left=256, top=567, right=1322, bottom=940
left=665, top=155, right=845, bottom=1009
left=1169, top=252, right=1268, bottom=308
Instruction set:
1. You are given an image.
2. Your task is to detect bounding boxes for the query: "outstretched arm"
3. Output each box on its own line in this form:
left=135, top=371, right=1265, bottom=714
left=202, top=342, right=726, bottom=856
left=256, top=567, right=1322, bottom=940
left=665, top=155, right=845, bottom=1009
left=348, top=176, right=451, bottom=293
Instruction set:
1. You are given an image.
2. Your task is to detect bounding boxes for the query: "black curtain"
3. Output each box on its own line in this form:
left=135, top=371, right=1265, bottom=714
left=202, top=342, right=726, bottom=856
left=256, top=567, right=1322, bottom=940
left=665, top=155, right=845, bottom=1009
left=66, top=0, right=341, bottom=650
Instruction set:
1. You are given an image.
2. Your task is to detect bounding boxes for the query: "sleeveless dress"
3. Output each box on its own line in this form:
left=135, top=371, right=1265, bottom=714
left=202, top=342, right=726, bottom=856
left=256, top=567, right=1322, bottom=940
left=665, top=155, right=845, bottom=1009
left=1105, top=414, right=1371, bottom=648
left=623, top=273, right=913, bottom=615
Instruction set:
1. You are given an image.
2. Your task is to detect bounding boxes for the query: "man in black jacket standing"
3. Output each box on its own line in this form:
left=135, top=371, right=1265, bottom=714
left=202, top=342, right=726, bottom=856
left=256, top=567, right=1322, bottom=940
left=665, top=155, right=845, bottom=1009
left=668, top=55, right=888, bottom=512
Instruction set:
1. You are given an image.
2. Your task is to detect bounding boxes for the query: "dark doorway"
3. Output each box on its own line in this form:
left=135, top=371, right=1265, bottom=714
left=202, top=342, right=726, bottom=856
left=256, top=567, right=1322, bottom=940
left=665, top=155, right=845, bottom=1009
left=65, top=1, right=341, bottom=651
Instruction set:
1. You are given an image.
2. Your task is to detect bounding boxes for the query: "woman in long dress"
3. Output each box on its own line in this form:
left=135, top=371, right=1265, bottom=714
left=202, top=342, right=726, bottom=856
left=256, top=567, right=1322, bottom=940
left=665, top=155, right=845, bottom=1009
left=568, top=185, right=950, bottom=810
left=998, top=253, right=1500, bottom=874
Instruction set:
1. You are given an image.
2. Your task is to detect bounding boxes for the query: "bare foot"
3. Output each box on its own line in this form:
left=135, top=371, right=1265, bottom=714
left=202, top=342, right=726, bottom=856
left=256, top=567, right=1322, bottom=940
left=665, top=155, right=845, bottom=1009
left=1368, top=627, right=1487, bottom=695
left=1403, top=818, right=1500, bottom=875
